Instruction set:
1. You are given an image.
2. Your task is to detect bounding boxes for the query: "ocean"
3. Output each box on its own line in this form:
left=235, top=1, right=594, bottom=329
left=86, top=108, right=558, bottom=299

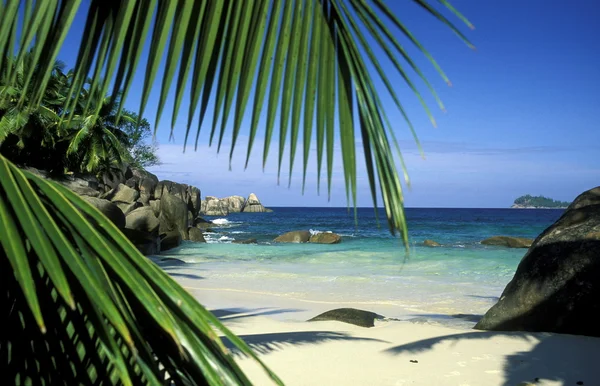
left=156, top=207, right=564, bottom=329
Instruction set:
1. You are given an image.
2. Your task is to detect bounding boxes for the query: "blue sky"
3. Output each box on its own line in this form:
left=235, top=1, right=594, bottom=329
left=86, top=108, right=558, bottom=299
left=59, top=0, right=599, bottom=208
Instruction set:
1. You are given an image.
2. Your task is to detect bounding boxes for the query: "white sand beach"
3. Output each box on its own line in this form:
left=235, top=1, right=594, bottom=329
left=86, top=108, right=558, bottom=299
left=172, top=271, right=600, bottom=386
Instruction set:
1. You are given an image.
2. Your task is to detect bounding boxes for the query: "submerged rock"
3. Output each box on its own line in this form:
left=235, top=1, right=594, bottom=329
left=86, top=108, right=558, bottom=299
left=481, top=236, right=533, bottom=248
left=309, top=232, right=342, bottom=244
left=232, top=238, right=258, bottom=244
left=475, top=186, right=600, bottom=337
left=274, top=230, right=311, bottom=243
left=308, top=308, right=385, bottom=328
left=423, top=239, right=441, bottom=247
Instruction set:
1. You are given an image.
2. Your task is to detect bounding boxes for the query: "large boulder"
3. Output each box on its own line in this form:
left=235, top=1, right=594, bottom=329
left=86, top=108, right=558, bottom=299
left=481, top=236, right=533, bottom=248
left=122, top=228, right=160, bottom=256
left=149, top=199, right=161, bottom=217
left=125, top=168, right=159, bottom=205
left=105, top=183, right=140, bottom=204
left=221, top=195, right=246, bottom=213
left=155, top=180, right=201, bottom=218
left=309, top=232, right=342, bottom=244
left=57, top=175, right=101, bottom=197
left=115, top=201, right=142, bottom=216
left=202, top=196, right=229, bottom=216
left=475, top=187, right=600, bottom=337
left=188, top=227, right=206, bottom=243
left=274, top=230, right=311, bottom=243
left=125, top=206, right=160, bottom=234
left=81, top=196, right=125, bottom=229
left=241, top=193, right=267, bottom=213
left=160, top=231, right=182, bottom=252
left=158, top=192, right=189, bottom=240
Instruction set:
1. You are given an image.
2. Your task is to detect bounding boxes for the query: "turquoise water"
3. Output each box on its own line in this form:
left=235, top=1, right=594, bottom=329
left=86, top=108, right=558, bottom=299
left=158, top=208, right=563, bottom=327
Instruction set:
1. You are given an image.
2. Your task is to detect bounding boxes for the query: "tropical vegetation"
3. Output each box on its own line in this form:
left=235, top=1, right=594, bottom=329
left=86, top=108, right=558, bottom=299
left=513, top=194, right=571, bottom=208
left=1, top=1, right=473, bottom=384
left=0, top=55, right=159, bottom=178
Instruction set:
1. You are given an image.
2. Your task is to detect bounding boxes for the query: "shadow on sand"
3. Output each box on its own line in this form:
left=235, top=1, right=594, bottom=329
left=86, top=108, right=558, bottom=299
left=384, top=330, right=596, bottom=386
left=224, top=330, right=388, bottom=357
left=211, top=307, right=302, bottom=322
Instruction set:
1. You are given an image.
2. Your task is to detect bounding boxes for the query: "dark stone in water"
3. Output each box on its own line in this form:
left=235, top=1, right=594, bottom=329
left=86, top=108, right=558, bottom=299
left=307, top=308, right=384, bottom=328
left=232, top=238, right=258, bottom=244
left=160, top=258, right=186, bottom=264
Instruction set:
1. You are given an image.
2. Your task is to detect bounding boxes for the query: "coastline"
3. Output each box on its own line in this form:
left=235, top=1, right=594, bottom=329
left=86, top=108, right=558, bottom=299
left=165, top=262, right=600, bottom=386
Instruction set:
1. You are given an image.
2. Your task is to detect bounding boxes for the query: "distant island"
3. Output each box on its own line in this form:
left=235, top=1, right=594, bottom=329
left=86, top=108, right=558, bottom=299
left=511, top=194, right=571, bottom=209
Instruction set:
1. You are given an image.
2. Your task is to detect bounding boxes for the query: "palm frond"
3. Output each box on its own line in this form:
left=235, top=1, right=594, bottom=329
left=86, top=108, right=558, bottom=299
left=0, top=153, right=283, bottom=385
left=4, top=0, right=473, bottom=241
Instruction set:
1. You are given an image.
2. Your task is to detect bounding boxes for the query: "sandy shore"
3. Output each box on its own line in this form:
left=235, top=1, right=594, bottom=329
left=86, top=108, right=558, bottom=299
left=171, top=270, right=599, bottom=386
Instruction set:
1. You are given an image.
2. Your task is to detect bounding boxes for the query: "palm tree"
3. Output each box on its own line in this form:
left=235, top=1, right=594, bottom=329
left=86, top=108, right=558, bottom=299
left=0, top=1, right=473, bottom=384
left=65, top=89, right=132, bottom=175
left=0, top=54, right=71, bottom=172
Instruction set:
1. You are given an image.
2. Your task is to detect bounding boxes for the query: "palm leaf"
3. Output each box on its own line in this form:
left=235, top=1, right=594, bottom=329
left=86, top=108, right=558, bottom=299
left=6, top=0, right=472, bottom=240
left=0, top=153, right=283, bottom=385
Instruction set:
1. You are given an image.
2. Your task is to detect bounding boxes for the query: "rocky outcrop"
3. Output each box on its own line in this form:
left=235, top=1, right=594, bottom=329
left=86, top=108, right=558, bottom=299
left=274, top=230, right=311, bottom=243
left=160, top=231, right=182, bottom=252
left=125, top=206, right=160, bottom=234
left=81, top=196, right=125, bottom=229
left=26, top=164, right=211, bottom=254
left=158, top=192, right=190, bottom=240
left=201, top=196, right=229, bottom=216
left=105, top=183, right=139, bottom=204
left=241, top=193, right=266, bottom=213
left=199, top=193, right=271, bottom=215
left=155, top=180, right=201, bottom=219
left=308, top=308, right=385, bottom=328
left=423, top=239, right=441, bottom=247
left=475, top=187, right=600, bottom=337
left=309, top=232, right=342, bottom=244
left=188, top=227, right=206, bottom=243
left=221, top=195, right=246, bottom=213
left=481, top=236, right=533, bottom=248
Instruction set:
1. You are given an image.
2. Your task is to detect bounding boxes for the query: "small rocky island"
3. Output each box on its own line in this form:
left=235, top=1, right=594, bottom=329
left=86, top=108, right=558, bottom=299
left=511, top=194, right=571, bottom=209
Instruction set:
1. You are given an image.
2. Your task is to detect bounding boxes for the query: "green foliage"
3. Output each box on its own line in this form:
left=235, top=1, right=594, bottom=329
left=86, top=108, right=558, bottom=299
left=1, top=1, right=473, bottom=384
left=0, top=54, right=159, bottom=176
left=118, top=109, right=160, bottom=168
left=513, top=194, right=571, bottom=208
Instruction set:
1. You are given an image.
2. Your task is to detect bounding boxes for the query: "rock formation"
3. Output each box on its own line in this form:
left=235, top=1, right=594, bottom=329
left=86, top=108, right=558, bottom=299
left=475, top=186, right=600, bottom=337
left=423, top=239, right=441, bottom=247
left=27, top=165, right=207, bottom=254
left=241, top=193, right=267, bottom=213
left=308, top=308, right=385, bottom=328
left=481, top=236, right=533, bottom=248
left=199, top=193, right=271, bottom=215
left=275, top=230, right=342, bottom=244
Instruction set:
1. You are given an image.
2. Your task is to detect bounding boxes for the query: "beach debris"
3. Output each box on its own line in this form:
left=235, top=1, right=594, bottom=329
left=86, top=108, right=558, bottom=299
left=409, top=360, right=418, bottom=363
left=307, top=308, right=385, bottom=328
left=423, top=239, right=441, bottom=247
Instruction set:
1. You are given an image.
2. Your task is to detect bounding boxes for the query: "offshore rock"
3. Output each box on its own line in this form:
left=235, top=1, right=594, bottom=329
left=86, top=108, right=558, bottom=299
left=475, top=187, right=600, bottom=337
left=188, top=227, right=206, bottom=243
left=423, top=239, right=441, bottom=247
left=309, top=232, right=342, bottom=244
left=242, top=193, right=267, bottom=213
left=481, top=236, right=533, bottom=248
left=274, top=230, right=311, bottom=243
